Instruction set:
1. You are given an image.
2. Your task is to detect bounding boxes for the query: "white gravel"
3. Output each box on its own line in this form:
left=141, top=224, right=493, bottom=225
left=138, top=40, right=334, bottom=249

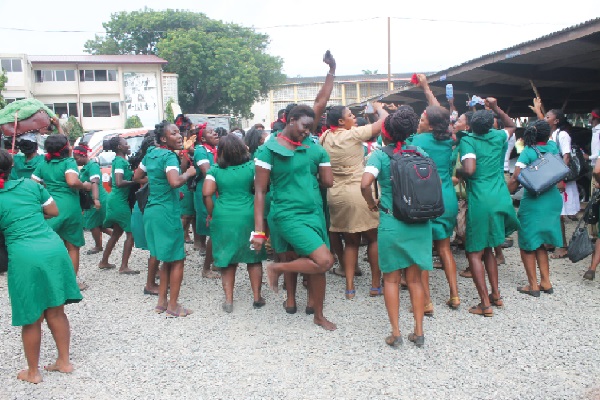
left=1, top=218, right=600, bottom=400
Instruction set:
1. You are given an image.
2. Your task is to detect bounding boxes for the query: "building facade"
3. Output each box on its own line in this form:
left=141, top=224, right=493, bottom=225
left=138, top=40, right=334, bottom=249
left=244, top=73, right=413, bottom=128
left=0, top=54, right=177, bottom=131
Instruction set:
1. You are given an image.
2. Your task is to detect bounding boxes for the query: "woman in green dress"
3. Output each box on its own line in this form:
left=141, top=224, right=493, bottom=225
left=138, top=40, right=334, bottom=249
left=507, top=120, right=561, bottom=297
left=9, top=133, right=43, bottom=180
left=253, top=105, right=337, bottom=331
left=203, top=135, right=267, bottom=313
left=0, top=149, right=82, bottom=384
left=99, top=137, right=139, bottom=274
left=361, top=106, right=431, bottom=348
left=408, top=75, right=460, bottom=310
left=73, top=145, right=112, bottom=254
left=457, top=100, right=519, bottom=317
left=134, top=121, right=197, bottom=317
left=32, top=134, right=91, bottom=291
left=129, top=134, right=160, bottom=296
left=193, top=127, right=220, bottom=278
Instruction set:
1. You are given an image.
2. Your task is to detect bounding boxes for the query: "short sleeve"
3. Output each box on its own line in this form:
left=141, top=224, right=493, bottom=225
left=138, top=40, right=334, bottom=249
left=39, top=184, right=52, bottom=206
left=254, top=145, right=274, bottom=170
left=365, top=150, right=383, bottom=178
left=558, top=131, right=571, bottom=154
left=194, top=146, right=210, bottom=166
left=88, top=162, right=101, bottom=180
left=459, top=138, right=476, bottom=162
left=164, top=151, right=180, bottom=173
left=516, top=147, right=534, bottom=168
left=318, top=146, right=330, bottom=166
left=31, top=161, right=43, bottom=182
left=350, top=125, right=374, bottom=142
left=113, top=157, right=126, bottom=175
left=206, top=165, right=218, bottom=182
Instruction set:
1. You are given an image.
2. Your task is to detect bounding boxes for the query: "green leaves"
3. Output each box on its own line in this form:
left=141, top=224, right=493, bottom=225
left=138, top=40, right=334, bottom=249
left=84, top=9, right=284, bottom=118
left=0, top=71, right=7, bottom=111
left=125, top=115, right=143, bottom=129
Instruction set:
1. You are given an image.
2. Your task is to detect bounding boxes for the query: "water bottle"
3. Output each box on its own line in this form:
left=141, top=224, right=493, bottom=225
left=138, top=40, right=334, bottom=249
left=446, top=84, right=454, bottom=100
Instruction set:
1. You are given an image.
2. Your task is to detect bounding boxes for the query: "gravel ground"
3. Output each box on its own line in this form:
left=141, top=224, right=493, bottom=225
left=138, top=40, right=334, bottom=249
left=1, top=218, right=600, bottom=400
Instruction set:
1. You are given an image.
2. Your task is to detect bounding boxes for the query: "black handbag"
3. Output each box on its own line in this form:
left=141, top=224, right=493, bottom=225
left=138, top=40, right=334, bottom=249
left=567, top=218, right=594, bottom=263
left=559, top=132, right=582, bottom=182
left=135, top=183, right=149, bottom=213
left=0, top=232, right=7, bottom=273
left=583, top=189, right=600, bottom=225
left=516, top=146, right=570, bottom=196
left=79, top=190, right=94, bottom=210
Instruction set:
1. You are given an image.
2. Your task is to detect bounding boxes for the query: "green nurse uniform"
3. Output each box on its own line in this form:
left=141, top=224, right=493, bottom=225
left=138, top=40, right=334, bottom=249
left=103, top=157, right=132, bottom=232
left=193, top=144, right=216, bottom=235
left=255, top=136, right=327, bottom=256
left=515, top=142, right=563, bottom=250
left=206, top=161, right=266, bottom=267
left=141, top=147, right=185, bottom=262
left=408, top=133, right=458, bottom=240
left=79, top=161, right=108, bottom=230
left=458, top=129, right=520, bottom=252
left=32, top=157, right=85, bottom=247
left=0, top=179, right=82, bottom=326
left=10, top=153, right=43, bottom=180
left=365, top=145, right=433, bottom=272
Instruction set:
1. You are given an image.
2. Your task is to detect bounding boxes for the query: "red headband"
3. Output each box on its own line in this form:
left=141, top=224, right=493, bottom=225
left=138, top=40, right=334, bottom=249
left=45, top=142, right=69, bottom=161
left=0, top=172, right=5, bottom=189
left=592, top=111, right=600, bottom=120
left=381, top=123, right=404, bottom=153
left=73, top=145, right=90, bottom=156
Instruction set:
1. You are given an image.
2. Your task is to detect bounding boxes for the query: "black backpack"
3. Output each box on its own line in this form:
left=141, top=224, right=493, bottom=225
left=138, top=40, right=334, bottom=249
left=381, top=146, right=445, bottom=223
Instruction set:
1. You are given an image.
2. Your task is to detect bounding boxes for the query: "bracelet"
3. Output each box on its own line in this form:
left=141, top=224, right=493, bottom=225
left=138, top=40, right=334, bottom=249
left=251, top=231, right=267, bottom=239
left=327, top=72, right=335, bottom=77
left=253, top=231, right=266, bottom=236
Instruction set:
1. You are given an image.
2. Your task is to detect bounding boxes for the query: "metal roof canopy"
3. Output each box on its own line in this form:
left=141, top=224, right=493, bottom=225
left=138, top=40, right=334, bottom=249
left=376, top=18, right=600, bottom=117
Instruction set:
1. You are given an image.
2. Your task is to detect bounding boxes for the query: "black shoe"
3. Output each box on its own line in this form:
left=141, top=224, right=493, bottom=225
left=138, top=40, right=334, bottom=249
left=517, top=286, right=540, bottom=297
left=540, top=286, right=554, bottom=294
left=501, top=238, right=514, bottom=248
left=253, top=298, right=266, bottom=309
left=305, top=306, right=314, bottom=315
left=283, top=300, right=297, bottom=314
left=408, top=333, right=425, bottom=348
left=583, top=270, right=596, bottom=281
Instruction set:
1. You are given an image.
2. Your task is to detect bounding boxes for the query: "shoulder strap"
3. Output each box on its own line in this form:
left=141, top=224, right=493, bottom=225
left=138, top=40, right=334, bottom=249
left=381, top=146, right=394, bottom=158
left=532, top=145, right=543, bottom=159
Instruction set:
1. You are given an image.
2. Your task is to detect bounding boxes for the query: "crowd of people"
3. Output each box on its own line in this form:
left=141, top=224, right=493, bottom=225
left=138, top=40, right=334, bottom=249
left=2, top=51, right=600, bottom=383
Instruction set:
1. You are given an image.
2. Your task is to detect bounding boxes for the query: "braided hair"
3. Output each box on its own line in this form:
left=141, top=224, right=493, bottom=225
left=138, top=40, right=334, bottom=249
left=384, top=105, right=419, bottom=144
left=522, top=120, right=551, bottom=147
left=154, top=120, right=170, bottom=146
left=425, top=106, right=451, bottom=141
left=548, top=109, right=568, bottom=130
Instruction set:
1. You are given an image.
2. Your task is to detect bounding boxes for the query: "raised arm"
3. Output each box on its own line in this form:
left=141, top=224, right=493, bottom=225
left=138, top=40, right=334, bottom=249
left=369, top=103, right=389, bottom=136
left=486, top=97, right=516, bottom=137
left=417, top=74, right=441, bottom=107
left=312, top=51, right=336, bottom=132
left=529, top=97, right=545, bottom=120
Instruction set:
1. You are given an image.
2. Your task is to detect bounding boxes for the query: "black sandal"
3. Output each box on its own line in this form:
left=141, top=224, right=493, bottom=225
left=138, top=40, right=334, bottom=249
left=385, top=334, right=403, bottom=348
left=283, top=300, right=297, bottom=314
left=517, top=286, right=540, bottom=297
left=407, top=333, right=425, bottom=348
left=583, top=270, right=596, bottom=281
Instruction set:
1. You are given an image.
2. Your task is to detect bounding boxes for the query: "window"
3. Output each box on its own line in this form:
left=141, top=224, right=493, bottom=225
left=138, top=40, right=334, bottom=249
left=82, top=101, right=120, bottom=117
left=44, top=103, right=79, bottom=118
left=34, top=69, right=76, bottom=82
left=1, top=58, right=22, bottom=72
left=80, top=69, right=118, bottom=82
left=5, top=98, right=24, bottom=104
left=110, top=102, right=120, bottom=116
left=94, top=70, right=107, bottom=81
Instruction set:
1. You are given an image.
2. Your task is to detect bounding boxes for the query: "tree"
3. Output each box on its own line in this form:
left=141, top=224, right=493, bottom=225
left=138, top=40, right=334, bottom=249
left=165, top=98, right=175, bottom=123
left=362, top=69, right=379, bottom=75
left=0, top=71, right=7, bottom=111
left=62, top=116, right=84, bottom=143
left=84, top=9, right=285, bottom=118
left=125, top=115, right=143, bottom=129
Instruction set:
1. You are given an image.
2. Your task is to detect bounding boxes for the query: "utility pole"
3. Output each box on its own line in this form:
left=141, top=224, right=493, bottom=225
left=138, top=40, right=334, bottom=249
left=387, top=17, right=391, bottom=91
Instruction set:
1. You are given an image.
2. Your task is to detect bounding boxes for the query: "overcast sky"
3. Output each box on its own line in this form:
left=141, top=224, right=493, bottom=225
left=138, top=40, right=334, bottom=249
left=1, top=0, right=598, bottom=77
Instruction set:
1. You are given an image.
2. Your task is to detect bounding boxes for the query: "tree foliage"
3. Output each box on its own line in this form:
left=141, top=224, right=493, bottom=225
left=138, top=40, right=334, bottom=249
left=84, top=9, right=285, bottom=117
left=62, top=116, right=84, bottom=143
left=165, top=98, right=175, bottom=123
left=0, top=71, right=7, bottom=111
left=125, top=115, right=143, bottom=129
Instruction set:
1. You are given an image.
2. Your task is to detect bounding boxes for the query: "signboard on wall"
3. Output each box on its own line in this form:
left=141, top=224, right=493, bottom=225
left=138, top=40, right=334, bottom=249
left=123, top=72, right=159, bottom=127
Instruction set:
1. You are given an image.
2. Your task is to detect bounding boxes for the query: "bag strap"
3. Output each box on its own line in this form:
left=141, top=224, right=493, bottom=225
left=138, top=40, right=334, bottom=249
left=531, top=145, right=544, bottom=159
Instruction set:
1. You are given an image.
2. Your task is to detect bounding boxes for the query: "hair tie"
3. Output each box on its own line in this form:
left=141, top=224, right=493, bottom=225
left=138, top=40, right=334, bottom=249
left=381, top=122, right=393, bottom=141
left=45, top=142, right=69, bottom=161
left=0, top=172, right=5, bottom=189
left=592, top=111, right=600, bottom=120
left=393, top=141, right=404, bottom=154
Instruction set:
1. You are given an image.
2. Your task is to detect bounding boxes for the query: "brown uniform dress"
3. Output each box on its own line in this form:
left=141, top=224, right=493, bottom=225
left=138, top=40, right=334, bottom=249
left=320, top=125, right=379, bottom=233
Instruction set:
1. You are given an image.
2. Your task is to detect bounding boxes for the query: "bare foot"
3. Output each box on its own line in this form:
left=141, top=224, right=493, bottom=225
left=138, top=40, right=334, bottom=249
left=202, top=270, right=221, bottom=279
left=266, top=263, right=281, bottom=293
left=44, top=361, right=73, bottom=373
left=17, top=369, right=42, bottom=384
left=98, top=263, right=116, bottom=270
left=77, top=281, right=89, bottom=291
left=314, top=316, right=337, bottom=331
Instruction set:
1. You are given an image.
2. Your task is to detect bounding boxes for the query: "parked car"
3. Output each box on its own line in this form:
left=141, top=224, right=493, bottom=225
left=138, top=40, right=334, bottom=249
left=81, top=128, right=152, bottom=192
